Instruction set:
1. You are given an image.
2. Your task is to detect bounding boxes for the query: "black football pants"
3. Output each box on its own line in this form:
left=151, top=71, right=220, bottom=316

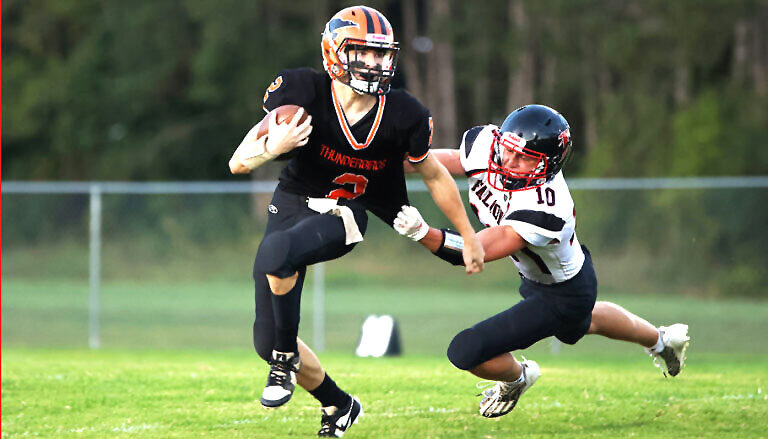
left=447, top=246, right=598, bottom=370
left=252, top=187, right=368, bottom=359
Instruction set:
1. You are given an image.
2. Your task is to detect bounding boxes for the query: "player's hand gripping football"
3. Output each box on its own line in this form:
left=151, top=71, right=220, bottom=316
left=393, top=205, right=430, bottom=241
left=265, top=107, right=313, bottom=155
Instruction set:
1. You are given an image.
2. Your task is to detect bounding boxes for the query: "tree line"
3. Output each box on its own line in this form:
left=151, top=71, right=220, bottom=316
left=3, top=0, right=767, bottom=181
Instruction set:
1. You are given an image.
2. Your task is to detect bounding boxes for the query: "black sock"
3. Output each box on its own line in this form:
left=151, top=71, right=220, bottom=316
left=309, top=373, right=350, bottom=408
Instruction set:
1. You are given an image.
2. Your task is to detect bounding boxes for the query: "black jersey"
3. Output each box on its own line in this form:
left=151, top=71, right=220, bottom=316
left=262, top=68, right=433, bottom=224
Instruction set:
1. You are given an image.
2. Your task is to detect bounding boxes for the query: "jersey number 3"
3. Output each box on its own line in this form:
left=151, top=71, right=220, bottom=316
left=328, top=173, right=369, bottom=200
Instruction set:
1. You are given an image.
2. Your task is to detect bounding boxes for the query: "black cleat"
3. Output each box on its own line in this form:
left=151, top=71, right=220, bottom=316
left=318, top=396, right=363, bottom=437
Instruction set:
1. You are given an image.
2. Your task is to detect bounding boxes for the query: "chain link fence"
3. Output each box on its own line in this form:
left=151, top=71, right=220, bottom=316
left=3, top=178, right=767, bottom=354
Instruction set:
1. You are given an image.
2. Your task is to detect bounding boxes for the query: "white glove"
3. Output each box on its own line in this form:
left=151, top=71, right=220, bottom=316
left=393, top=205, right=430, bottom=241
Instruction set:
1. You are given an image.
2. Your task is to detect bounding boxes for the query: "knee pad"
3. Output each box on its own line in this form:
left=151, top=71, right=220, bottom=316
left=254, top=231, right=294, bottom=278
left=447, top=328, right=485, bottom=370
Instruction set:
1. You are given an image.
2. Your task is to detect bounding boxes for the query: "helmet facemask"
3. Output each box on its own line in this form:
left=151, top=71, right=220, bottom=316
left=487, top=129, right=548, bottom=192
left=337, top=38, right=399, bottom=95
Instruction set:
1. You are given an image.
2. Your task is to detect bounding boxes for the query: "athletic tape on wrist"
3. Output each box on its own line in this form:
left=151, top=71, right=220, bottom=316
left=235, top=135, right=276, bottom=170
left=434, top=229, right=465, bottom=266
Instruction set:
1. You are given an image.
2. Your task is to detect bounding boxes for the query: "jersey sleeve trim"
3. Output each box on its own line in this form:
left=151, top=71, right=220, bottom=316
left=505, top=210, right=565, bottom=232
left=505, top=221, right=559, bottom=246
left=408, top=150, right=430, bottom=163
left=465, top=169, right=486, bottom=178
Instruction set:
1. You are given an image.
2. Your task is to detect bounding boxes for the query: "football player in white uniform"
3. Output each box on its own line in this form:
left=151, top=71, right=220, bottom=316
left=395, top=105, right=690, bottom=418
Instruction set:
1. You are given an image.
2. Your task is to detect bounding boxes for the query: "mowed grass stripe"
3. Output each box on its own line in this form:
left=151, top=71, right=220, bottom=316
left=3, top=279, right=768, bottom=354
left=2, top=349, right=767, bottom=438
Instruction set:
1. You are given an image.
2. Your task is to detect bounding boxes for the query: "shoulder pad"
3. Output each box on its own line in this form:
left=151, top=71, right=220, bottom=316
left=387, top=89, right=430, bottom=127
left=262, top=68, right=320, bottom=112
left=462, top=126, right=485, bottom=158
left=459, top=125, right=495, bottom=176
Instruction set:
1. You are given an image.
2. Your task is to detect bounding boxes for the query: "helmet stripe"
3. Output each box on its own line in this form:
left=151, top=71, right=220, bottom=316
left=361, top=7, right=377, bottom=34
left=374, top=10, right=389, bottom=35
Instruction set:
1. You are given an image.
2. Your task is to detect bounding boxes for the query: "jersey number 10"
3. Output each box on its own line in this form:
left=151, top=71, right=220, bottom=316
left=535, top=187, right=556, bottom=206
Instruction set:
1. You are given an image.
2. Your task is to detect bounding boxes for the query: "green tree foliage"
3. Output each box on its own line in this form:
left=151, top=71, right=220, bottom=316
left=4, top=0, right=767, bottom=180
left=3, top=0, right=324, bottom=180
left=3, top=1, right=767, bottom=297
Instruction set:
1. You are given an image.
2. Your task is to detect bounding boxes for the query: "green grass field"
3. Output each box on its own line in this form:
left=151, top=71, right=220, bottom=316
left=3, top=278, right=768, bottom=438
left=3, top=350, right=767, bottom=438
left=3, top=279, right=768, bottom=354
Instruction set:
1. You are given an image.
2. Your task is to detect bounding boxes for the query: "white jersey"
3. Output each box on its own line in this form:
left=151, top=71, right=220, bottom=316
left=459, top=125, right=584, bottom=284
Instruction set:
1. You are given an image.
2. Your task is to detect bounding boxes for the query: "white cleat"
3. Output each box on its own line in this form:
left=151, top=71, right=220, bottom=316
left=478, top=358, right=540, bottom=418
left=318, top=396, right=363, bottom=437
left=647, top=324, right=690, bottom=377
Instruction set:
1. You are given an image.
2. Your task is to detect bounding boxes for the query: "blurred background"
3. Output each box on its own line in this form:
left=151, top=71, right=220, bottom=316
left=3, top=1, right=767, bottom=356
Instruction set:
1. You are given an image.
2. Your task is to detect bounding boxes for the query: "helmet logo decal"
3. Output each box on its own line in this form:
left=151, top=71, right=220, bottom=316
left=502, top=132, right=527, bottom=151
left=366, top=33, right=392, bottom=43
left=558, top=129, right=570, bottom=148
left=326, top=18, right=359, bottom=39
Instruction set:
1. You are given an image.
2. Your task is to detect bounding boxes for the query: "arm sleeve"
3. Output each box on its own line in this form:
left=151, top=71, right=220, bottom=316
left=262, top=68, right=316, bottom=113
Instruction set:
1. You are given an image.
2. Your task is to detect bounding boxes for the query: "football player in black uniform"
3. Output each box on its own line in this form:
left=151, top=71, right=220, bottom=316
left=395, top=105, right=690, bottom=419
left=229, top=5, right=484, bottom=437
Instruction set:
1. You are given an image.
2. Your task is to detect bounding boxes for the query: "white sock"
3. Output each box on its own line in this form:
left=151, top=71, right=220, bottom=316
left=651, top=330, right=664, bottom=353
left=508, top=370, right=525, bottom=384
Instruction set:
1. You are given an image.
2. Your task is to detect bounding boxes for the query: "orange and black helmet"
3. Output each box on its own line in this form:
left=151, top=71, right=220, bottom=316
left=321, top=6, right=399, bottom=95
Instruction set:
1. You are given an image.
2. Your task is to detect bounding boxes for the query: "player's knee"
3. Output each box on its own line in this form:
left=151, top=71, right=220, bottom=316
left=254, top=231, right=293, bottom=278
left=587, top=301, right=612, bottom=334
left=447, top=328, right=485, bottom=370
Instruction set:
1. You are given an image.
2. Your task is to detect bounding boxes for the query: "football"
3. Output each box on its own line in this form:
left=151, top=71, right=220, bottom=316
left=257, top=105, right=309, bottom=139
